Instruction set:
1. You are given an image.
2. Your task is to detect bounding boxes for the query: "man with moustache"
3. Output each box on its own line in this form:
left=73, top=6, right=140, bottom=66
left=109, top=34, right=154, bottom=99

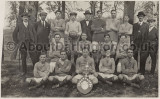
left=34, top=11, right=50, bottom=59
left=80, top=10, right=93, bottom=42
left=132, top=11, right=149, bottom=75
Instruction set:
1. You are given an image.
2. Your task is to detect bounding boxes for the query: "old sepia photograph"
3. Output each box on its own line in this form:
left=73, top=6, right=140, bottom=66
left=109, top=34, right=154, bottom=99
left=1, top=1, right=159, bottom=97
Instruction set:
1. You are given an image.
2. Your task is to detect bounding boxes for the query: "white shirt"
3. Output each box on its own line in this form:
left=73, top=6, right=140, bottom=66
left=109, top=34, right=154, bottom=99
left=41, top=20, right=45, bottom=27
left=138, top=21, right=143, bottom=26
left=23, top=21, right=28, bottom=28
left=149, top=26, right=154, bottom=32
left=86, top=21, right=89, bottom=26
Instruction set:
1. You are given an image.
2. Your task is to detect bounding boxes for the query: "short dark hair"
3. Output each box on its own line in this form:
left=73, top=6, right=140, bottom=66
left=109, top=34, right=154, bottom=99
left=97, top=10, right=102, bottom=13
left=127, top=47, right=133, bottom=53
left=40, top=52, right=47, bottom=56
left=54, top=33, right=61, bottom=38
left=55, top=10, right=62, bottom=14
left=104, top=34, right=110, bottom=38
left=60, top=50, right=66, bottom=54
left=111, top=10, right=116, bottom=13
left=119, top=34, right=127, bottom=38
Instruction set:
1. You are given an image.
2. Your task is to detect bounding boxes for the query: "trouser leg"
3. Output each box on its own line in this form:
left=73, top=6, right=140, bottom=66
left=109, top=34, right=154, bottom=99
left=139, top=52, right=149, bottom=75
left=20, top=49, right=27, bottom=74
left=150, top=51, right=157, bottom=74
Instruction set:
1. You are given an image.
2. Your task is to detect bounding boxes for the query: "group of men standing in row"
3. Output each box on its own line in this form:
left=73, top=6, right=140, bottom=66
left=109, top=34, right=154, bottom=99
left=12, top=9, right=158, bottom=90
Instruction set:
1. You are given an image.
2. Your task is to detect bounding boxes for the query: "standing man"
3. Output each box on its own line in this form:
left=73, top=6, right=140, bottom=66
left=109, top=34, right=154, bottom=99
left=34, top=11, right=50, bottom=59
left=91, top=10, right=106, bottom=42
left=50, top=10, right=65, bottom=44
left=132, top=11, right=149, bottom=75
left=65, top=12, right=82, bottom=63
left=106, top=10, right=120, bottom=42
left=141, top=18, right=158, bottom=75
left=80, top=10, right=93, bottom=42
left=12, top=12, right=37, bottom=76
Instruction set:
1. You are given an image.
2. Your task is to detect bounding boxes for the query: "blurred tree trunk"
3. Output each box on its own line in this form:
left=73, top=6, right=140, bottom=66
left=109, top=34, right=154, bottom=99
left=157, top=1, right=159, bottom=29
left=57, top=1, right=61, bottom=10
left=90, top=1, right=96, bottom=16
left=100, top=1, right=103, bottom=12
left=17, top=1, right=26, bottom=23
left=124, top=1, right=135, bottom=24
left=62, top=1, right=65, bottom=19
left=28, top=1, right=39, bottom=23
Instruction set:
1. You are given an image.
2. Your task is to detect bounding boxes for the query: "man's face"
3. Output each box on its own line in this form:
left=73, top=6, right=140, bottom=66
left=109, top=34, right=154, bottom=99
left=148, top=21, right=155, bottom=27
left=105, top=50, right=111, bottom=57
left=70, top=15, right=76, bottom=21
left=55, top=35, right=61, bottom=42
left=40, top=15, right=47, bottom=21
left=81, top=34, right=87, bottom=40
left=97, top=12, right=102, bottom=18
left=104, top=35, right=110, bottom=41
left=124, top=15, right=129, bottom=22
left=111, top=11, right=117, bottom=18
left=55, top=12, right=62, bottom=19
left=120, top=36, right=126, bottom=43
left=22, top=16, right=29, bottom=22
left=138, top=15, right=144, bottom=22
left=60, top=52, right=66, bottom=60
left=83, top=50, right=89, bottom=58
left=40, top=55, right=46, bottom=63
left=128, top=50, right=133, bottom=58
left=85, top=14, right=90, bottom=20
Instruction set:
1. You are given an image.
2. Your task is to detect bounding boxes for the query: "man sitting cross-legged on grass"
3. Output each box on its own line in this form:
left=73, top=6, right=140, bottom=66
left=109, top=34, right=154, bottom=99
left=118, top=48, right=145, bottom=88
left=48, top=50, right=72, bottom=88
left=26, top=52, right=50, bottom=90
left=97, top=49, right=118, bottom=85
left=72, top=48, right=98, bottom=84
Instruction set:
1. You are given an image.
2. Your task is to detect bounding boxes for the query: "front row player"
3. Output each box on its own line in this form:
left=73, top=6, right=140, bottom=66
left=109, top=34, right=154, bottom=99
left=72, top=48, right=98, bottom=85
left=48, top=50, right=72, bottom=88
left=97, top=49, right=118, bottom=85
left=26, top=52, right=50, bottom=90
left=118, top=48, right=145, bottom=88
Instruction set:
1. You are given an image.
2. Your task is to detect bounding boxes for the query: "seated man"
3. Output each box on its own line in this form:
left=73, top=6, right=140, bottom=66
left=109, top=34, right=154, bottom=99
left=26, top=52, right=50, bottom=90
left=72, top=48, right=98, bottom=85
left=78, top=33, right=91, bottom=56
left=48, top=33, right=64, bottom=73
left=98, top=49, right=118, bottom=85
left=118, top=48, right=145, bottom=88
left=115, top=34, right=130, bottom=73
left=48, top=50, right=72, bottom=88
left=101, top=34, right=117, bottom=58
left=91, top=41, right=102, bottom=72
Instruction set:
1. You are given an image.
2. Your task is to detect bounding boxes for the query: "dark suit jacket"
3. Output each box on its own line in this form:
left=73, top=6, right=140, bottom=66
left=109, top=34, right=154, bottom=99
left=34, top=21, right=50, bottom=44
left=12, top=22, right=36, bottom=44
left=80, top=20, right=92, bottom=41
left=132, top=22, right=149, bottom=45
left=148, top=27, right=158, bottom=42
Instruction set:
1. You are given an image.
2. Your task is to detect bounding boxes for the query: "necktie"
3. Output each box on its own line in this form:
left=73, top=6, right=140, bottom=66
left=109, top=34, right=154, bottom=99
left=43, top=21, right=45, bottom=27
left=56, top=43, right=58, bottom=51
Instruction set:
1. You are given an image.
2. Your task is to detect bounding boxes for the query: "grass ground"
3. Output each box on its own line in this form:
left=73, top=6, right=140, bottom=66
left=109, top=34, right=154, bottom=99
left=1, top=29, right=158, bottom=97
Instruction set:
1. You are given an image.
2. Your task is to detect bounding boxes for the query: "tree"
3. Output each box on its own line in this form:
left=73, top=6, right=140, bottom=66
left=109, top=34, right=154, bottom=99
left=124, top=1, right=135, bottom=24
left=62, top=1, right=65, bottom=19
left=90, top=1, right=97, bottom=16
left=100, top=1, right=103, bottom=12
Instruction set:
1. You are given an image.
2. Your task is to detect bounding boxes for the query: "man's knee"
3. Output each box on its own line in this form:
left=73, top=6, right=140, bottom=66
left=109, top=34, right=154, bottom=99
left=118, top=74, right=124, bottom=80
left=26, top=78, right=32, bottom=83
left=139, top=75, right=145, bottom=80
left=72, top=77, right=78, bottom=84
left=48, top=76, right=54, bottom=81
left=113, top=76, right=118, bottom=81
left=92, top=77, right=98, bottom=84
left=66, top=75, right=72, bottom=81
left=42, top=76, right=48, bottom=81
